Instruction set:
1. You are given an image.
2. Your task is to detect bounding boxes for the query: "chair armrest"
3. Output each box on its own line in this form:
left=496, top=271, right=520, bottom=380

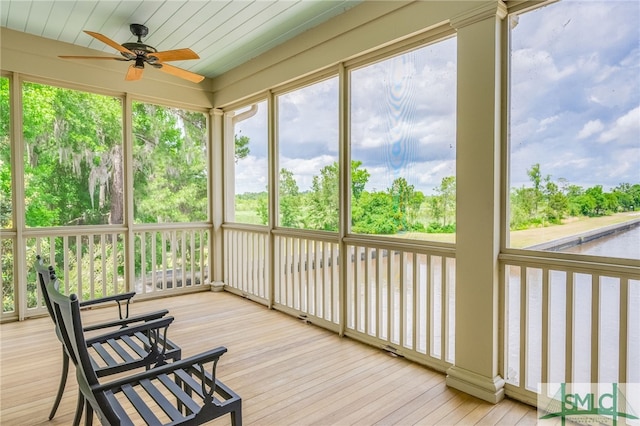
left=79, top=292, right=137, bottom=319
left=92, top=346, right=228, bottom=393
left=82, top=309, right=169, bottom=332
left=85, top=316, right=174, bottom=346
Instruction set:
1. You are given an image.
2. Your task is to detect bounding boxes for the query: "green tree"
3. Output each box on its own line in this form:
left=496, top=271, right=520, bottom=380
left=132, top=102, right=207, bottom=223
left=430, top=176, right=456, bottom=228
left=527, top=163, right=544, bottom=218
left=351, top=160, right=370, bottom=202
left=389, top=177, right=416, bottom=231
left=543, top=180, right=567, bottom=223
left=234, top=134, right=250, bottom=162
left=308, top=163, right=339, bottom=231
left=352, top=191, right=397, bottom=234
left=0, top=77, right=11, bottom=229
left=22, top=82, right=123, bottom=227
left=278, top=168, right=301, bottom=228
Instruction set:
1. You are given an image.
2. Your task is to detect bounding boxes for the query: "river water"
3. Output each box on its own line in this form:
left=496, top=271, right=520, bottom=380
left=560, top=225, right=640, bottom=259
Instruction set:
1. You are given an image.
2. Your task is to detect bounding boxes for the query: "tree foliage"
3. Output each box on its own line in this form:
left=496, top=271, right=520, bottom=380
left=510, top=163, right=640, bottom=229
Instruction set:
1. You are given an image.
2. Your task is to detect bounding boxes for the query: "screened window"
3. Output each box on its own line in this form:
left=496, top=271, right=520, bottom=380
left=277, top=77, right=339, bottom=230
left=22, top=82, right=123, bottom=227
left=0, top=76, right=10, bottom=229
left=132, top=102, right=208, bottom=224
left=508, top=1, right=640, bottom=259
left=230, top=101, right=268, bottom=224
left=1, top=75, right=14, bottom=314
left=349, top=37, right=457, bottom=241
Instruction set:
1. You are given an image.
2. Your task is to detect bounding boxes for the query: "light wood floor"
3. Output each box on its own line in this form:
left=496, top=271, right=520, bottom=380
left=0, top=291, right=537, bottom=425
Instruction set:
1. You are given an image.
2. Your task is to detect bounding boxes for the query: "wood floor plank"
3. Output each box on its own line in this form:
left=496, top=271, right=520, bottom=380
left=0, top=291, right=536, bottom=425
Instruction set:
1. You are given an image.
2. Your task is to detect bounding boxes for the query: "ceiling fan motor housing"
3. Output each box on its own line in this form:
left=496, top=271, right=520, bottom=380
left=122, top=23, right=157, bottom=58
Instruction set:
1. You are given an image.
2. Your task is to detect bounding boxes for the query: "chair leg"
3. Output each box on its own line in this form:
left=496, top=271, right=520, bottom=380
left=231, top=407, right=242, bottom=426
left=84, top=399, right=93, bottom=426
left=73, top=389, right=84, bottom=426
left=49, top=346, right=69, bottom=420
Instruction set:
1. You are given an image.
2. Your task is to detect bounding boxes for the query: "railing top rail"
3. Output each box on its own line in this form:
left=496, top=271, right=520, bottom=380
left=18, top=222, right=213, bottom=237
left=343, top=235, right=456, bottom=256
left=222, top=223, right=269, bottom=234
left=500, top=252, right=640, bottom=277
left=131, top=222, right=211, bottom=232
left=21, top=225, right=127, bottom=237
left=272, top=227, right=339, bottom=243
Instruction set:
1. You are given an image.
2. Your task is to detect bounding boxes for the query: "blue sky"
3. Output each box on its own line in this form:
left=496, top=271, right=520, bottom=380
left=234, top=0, right=639, bottom=195
left=510, top=0, right=640, bottom=190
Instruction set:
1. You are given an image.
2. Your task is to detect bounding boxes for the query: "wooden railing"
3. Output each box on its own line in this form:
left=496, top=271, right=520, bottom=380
left=7, top=221, right=638, bottom=408
left=343, top=237, right=456, bottom=372
left=500, top=253, right=640, bottom=406
left=0, top=231, right=17, bottom=321
left=1, top=224, right=210, bottom=321
left=133, top=224, right=210, bottom=296
left=222, top=224, right=456, bottom=373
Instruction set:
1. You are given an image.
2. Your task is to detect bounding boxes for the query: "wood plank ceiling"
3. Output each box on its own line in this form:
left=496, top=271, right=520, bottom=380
left=0, top=0, right=362, bottom=79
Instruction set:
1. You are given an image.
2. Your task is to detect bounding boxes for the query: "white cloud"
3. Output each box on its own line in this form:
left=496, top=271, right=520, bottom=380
left=599, top=106, right=640, bottom=144
left=280, top=155, right=337, bottom=191
left=538, top=115, right=560, bottom=132
left=577, top=119, right=604, bottom=139
left=235, top=156, right=268, bottom=194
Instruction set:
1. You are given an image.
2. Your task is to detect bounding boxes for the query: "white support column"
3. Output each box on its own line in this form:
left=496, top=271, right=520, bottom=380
left=446, top=1, right=507, bottom=404
left=10, top=74, right=26, bottom=320
left=210, top=108, right=224, bottom=289
left=123, top=93, right=135, bottom=294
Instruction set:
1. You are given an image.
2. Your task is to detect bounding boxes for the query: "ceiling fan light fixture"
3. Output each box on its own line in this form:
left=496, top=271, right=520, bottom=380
left=134, top=57, right=145, bottom=69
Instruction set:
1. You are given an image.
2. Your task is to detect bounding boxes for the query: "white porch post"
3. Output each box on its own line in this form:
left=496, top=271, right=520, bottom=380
left=210, top=108, right=224, bottom=289
left=446, top=1, right=507, bottom=403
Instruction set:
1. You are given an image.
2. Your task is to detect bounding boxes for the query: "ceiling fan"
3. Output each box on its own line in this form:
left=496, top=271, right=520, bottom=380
left=59, top=24, right=205, bottom=83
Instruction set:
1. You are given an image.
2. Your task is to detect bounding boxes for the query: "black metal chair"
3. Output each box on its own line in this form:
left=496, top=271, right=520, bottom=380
left=35, top=256, right=182, bottom=425
left=45, top=270, right=242, bottom=426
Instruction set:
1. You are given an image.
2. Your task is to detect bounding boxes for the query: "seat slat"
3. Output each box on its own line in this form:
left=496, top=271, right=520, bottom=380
left=121, top=383, right=162, bottom=425
left=122, top=333, right=150, bottom=358
left=174, top=368, right=206, bottom=399
left=157, top=372, right=202, bottom=415
left=107, top=338, right=137, bottom=363
left=139, top=378, right=185, bottom=421
left=91, top=342, right=118, bottom=366
left=105, top=390, right=136, bottom=426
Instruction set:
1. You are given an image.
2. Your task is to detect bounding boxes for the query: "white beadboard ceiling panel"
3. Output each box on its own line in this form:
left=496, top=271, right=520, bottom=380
left=0, top=0, right=362, bottom=79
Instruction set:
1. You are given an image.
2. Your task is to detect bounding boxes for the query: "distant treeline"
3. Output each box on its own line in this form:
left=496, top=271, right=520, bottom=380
left=237, top=162, right=639, bottom=234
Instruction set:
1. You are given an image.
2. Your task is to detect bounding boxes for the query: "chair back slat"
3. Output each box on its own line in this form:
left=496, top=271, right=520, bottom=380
left=45, top=272, right=114, bottom=422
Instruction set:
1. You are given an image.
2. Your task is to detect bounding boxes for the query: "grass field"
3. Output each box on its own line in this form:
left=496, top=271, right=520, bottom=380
left=383, top=212, right=640, bottom=248
left=509, top=211, right=640, bottom=248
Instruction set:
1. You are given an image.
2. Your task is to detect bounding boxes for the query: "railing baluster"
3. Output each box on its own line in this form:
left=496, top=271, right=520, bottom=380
left=619, top=277, right=629, bottom=384
left=440, top=255, right=447, bottom=361
left=541, top=267, right=549, bottom=388
left=87, top=234, right=94, bottom=296
left=565, top=271, right=574, bottom=385
left=412, top=252, right=417, bottom=351
left=591, top=273, right=599, bottom=384
left=151, top=231, right=157, bottom=292
left=519, top=266, right=526, bottom=388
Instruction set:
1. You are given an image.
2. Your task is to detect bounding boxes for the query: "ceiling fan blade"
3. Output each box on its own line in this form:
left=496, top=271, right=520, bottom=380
left=84, top=30, right=134, bottom=55
left=125, top=65, right=144, bottom=81
left=149, top=48, right=200, bottom=62
left=158, top=63, right=205, bottom=83
left=59, top=55, right=127, bottom=61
